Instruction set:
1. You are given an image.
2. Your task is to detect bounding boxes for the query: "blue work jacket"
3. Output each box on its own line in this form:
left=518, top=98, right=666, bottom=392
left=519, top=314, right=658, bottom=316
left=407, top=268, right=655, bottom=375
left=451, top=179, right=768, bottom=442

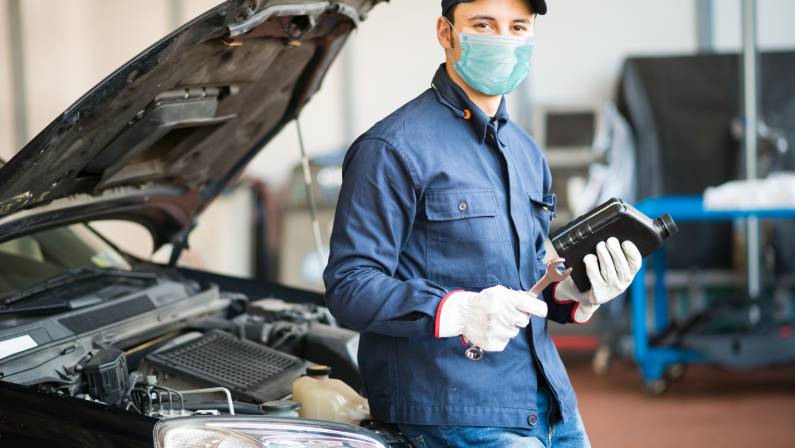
left=324, top=64, right=581, bottom=429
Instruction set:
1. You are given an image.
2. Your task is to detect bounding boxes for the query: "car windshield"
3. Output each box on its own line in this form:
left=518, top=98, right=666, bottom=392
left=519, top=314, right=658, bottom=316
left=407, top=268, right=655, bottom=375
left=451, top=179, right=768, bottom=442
left=0, top=224, right=131, bottom=297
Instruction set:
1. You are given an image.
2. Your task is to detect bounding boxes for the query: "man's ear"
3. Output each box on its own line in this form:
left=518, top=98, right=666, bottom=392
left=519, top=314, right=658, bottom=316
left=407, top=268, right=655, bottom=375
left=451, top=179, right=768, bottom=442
left=436, top=16, right=454, bottom=50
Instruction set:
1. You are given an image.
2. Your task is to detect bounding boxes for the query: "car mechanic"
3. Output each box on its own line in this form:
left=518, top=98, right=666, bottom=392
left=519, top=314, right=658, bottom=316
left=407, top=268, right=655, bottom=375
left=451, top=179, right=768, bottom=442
left=323, top=0, right=643, bottom=446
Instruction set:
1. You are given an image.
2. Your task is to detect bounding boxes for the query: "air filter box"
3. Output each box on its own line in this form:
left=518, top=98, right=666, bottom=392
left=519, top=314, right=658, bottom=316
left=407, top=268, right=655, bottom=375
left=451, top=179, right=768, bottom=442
left=145, top=330, right=307, bottom=403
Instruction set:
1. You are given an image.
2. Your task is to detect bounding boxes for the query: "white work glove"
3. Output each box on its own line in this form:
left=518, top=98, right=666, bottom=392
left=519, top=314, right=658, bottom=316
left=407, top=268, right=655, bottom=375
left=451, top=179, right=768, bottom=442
left=436, top=285, right=548, bottom=352
left=552, top=237, right=642, bottom=323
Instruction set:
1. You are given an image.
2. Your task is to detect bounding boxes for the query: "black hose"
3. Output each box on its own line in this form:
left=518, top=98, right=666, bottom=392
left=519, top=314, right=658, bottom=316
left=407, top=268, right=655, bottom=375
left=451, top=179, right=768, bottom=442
left=184, top=318, right=237, bottom=332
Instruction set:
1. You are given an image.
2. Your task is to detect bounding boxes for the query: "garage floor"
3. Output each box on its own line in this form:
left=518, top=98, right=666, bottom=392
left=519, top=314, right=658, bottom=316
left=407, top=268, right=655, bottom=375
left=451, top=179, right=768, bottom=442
left=565, top=354, right=795, bottom=447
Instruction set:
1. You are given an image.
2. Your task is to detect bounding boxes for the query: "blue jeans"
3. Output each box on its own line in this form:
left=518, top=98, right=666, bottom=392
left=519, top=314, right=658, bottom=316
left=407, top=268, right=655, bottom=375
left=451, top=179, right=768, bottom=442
left=396, top=387, right=590, bottom=448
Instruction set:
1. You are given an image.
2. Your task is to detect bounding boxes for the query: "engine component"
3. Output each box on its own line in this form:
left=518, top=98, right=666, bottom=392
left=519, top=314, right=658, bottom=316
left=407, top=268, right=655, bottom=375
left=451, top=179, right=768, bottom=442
left=130, top=376, right=247, bottom=419
left=247, top=298, right=335, bottom=325
left=131, top=381, right=190, bottom=418
left=184, top=401, right=263, bottom=415
left=84, top=347, right=128, bottom=405
left=260, top=399, right=300, bottom=417
left=178, top=387, right=235, bottom=416
left=144, top=330, right=306, bottom=403
left=305, top=322, right=362, bottom=392
left=292, top=365, right=371, bottom=425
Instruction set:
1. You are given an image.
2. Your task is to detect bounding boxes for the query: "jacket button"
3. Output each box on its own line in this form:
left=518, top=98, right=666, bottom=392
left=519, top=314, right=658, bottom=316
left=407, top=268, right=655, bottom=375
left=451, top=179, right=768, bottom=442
left=458, top=201, right=468, bottom=211
left=528, top=414, right=538, bottom=426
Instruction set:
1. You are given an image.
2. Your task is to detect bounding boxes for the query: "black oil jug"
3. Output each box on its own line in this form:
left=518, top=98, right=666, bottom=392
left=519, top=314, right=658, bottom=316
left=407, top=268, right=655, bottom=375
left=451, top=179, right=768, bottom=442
left=550, top=198, right=678, bottom=292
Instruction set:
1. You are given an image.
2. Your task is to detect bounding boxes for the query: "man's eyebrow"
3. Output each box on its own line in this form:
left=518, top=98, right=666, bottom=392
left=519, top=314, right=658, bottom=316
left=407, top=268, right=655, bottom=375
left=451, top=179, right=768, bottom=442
left=466, top=15, right=533, bottom=24
left=467, top=15, right=496, bottom=22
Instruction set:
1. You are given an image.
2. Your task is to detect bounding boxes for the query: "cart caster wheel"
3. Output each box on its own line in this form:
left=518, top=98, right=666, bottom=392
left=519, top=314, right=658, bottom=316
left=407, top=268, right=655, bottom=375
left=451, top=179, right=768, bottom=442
left=665, top=363, right=686, bottom=382
left=592, top=346, right=611, bottom=376
left=644, top=379, right=669, bottom=396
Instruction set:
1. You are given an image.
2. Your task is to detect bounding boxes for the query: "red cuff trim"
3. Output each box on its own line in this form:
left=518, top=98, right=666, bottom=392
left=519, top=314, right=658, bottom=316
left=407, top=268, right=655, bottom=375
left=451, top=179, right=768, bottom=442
left=571, top=302, right=593, bottom=325
left=434, top=290, right=464, bottom=338
left=550, top=282, right=575, bottom=305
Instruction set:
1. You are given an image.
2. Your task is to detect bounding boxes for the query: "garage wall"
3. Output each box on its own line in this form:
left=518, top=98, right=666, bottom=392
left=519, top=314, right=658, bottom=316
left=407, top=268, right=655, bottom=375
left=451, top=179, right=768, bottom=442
left=714, top=0, right=795, bottom=51
left=531, top=0, right=698, bottom=109
left=20, top=0, right=172, bottom=141
left=0, top=2, right=15, bottom=161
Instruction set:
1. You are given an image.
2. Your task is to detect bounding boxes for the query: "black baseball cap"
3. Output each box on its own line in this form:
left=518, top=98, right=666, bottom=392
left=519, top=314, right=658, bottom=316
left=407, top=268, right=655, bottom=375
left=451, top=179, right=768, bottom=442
left=441, top=0, right=547, bottom=16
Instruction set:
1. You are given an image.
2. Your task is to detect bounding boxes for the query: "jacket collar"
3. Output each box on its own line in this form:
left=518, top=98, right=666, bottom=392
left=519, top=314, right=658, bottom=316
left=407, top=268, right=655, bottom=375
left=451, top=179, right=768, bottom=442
left=431, top=64, right=509, bottom=144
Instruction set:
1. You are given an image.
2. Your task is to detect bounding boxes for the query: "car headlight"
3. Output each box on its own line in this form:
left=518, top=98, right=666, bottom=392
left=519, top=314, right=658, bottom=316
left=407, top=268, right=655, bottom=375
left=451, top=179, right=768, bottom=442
left=154, top=416, right=389, bottom=448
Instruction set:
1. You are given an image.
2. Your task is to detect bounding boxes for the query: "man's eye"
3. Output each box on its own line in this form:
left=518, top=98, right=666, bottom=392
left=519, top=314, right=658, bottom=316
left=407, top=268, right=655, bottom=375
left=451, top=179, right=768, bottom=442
left=474, top=22, right=493, bottom=30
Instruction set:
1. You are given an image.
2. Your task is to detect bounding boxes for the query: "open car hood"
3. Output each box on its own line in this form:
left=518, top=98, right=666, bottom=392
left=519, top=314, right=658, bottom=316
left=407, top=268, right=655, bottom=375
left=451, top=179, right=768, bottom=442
left=0, top=0, right=381, bottom=248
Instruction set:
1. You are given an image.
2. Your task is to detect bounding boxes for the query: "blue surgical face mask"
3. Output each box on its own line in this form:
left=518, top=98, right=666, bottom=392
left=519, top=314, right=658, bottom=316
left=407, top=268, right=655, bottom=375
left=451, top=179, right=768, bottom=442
left=445, top=19, right=534, bottom=96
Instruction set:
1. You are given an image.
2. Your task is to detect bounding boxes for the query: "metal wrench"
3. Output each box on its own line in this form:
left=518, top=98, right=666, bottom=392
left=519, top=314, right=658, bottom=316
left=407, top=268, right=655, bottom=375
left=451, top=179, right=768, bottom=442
left=464, top=258, right=572, bottom=361
left=529, top=257, right=572, bottom=297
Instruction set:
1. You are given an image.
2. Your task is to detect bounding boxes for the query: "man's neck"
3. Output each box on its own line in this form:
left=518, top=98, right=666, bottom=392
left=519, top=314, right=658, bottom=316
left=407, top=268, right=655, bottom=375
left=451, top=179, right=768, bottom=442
left=444, top=60, right=501, bottom=118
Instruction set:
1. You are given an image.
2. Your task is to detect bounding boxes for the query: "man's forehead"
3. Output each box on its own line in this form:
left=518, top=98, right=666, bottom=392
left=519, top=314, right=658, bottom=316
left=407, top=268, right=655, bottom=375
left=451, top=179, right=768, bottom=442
left=441, top=0, right=547, bottom=16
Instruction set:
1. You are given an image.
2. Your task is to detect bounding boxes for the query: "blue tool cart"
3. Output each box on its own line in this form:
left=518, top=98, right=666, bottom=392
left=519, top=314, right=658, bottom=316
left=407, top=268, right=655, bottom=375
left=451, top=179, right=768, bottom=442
left=630, top=196, right=795, bottom=394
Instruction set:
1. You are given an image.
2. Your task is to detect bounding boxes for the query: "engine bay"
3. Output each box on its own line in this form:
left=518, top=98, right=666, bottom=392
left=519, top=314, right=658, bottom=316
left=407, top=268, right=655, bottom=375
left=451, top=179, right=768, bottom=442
left=0, top=270, right=361, bottom=420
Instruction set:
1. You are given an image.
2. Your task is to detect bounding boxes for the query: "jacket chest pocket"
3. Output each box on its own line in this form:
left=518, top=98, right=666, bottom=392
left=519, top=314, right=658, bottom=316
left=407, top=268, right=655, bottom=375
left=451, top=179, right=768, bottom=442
left=530, top=192, right=556, bottom=244
left=424, top=189, right=500, bottom=288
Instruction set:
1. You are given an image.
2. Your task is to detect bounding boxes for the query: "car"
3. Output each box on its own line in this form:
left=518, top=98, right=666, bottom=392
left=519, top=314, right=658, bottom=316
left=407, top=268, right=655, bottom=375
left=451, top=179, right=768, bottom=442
left=0, top=1, right=405, bottom=447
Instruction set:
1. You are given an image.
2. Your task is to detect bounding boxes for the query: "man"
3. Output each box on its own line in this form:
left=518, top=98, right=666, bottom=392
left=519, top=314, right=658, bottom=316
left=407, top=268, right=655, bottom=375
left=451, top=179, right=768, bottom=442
left=324, top=0, right=642, bottom=446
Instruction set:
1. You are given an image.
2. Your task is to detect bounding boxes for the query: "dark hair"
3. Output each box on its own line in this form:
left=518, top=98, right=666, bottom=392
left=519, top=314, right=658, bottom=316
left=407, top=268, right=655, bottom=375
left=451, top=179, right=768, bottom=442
left=444, top=5, right=457, bottom=24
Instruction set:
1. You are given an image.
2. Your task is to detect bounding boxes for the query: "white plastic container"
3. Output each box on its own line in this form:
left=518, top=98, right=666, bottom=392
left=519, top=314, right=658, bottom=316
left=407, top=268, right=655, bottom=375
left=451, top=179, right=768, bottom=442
left=291, top=365, right=371, bottom=424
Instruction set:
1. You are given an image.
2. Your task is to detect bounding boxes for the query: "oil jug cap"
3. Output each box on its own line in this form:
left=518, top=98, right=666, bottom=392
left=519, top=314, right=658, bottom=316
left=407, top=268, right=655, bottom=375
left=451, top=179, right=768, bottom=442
left=307, top=365, right=332, bottom=377
left=656, top=214, right=679, bottom=238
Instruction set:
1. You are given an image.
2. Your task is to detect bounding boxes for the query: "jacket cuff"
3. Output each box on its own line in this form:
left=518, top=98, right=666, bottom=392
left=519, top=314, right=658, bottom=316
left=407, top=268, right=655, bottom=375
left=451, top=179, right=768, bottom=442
left=542, top=282, right=578, bottom=324
left=434, top=290, right=464, bottom=338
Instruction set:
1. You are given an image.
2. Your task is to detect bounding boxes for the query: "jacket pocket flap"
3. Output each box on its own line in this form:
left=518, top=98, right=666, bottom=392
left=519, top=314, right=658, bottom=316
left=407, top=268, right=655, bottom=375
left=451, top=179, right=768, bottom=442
left=529, top=192, right=556, bottom=212
left=426, top=189, right=497, bottom=221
